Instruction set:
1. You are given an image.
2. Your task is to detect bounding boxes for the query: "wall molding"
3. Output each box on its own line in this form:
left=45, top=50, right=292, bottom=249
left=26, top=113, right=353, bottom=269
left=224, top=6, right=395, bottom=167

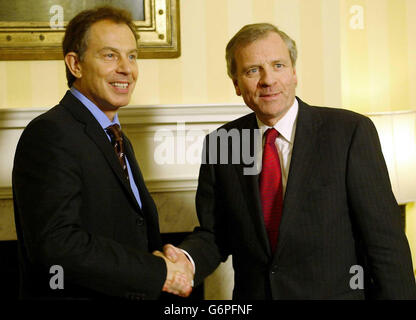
left=0, top=187, right=11, bottom=200
left=0, top=177, right=198, bottom=200
left=145, top=177, right=198, bottom=192
left=0, top=103, right=250, bottom=129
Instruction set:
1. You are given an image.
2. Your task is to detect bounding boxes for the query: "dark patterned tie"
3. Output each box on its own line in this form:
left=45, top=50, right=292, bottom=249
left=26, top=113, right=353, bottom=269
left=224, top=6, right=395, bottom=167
left=106, top=124, right=129, bottom=181
left=259, top=128, right=283, bottom=253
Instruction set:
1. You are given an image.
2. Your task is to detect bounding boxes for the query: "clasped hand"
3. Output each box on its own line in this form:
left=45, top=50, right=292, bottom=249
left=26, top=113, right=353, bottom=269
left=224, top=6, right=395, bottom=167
left=153, top=244, right=194, bottom=297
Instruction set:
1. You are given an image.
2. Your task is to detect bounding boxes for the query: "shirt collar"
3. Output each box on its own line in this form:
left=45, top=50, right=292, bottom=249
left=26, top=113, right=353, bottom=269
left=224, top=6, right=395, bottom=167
left=70, top=86, right=120, bottom=130
left=256, top=98, right=299, bottom=144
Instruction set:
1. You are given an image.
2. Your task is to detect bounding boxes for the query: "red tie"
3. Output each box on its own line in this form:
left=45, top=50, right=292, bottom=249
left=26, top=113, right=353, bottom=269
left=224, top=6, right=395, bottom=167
left=259, top=128, right=283, bottom=253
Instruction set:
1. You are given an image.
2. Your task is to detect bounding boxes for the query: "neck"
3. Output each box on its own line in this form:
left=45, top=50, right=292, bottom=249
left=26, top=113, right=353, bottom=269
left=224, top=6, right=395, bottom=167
left=259, top=117, right=278, bottom=127
left=258, top=97, right=296, bottom=127
left=104, top=110, right=117, bottom=122
left=72, top=84, right=119, bottom=122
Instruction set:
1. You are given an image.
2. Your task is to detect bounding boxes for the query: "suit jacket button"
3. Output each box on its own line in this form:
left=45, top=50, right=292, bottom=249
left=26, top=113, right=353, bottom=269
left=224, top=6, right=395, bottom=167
left=271, top=265, right=278, bottom=275
left=137, top=217, right=144, bottom=226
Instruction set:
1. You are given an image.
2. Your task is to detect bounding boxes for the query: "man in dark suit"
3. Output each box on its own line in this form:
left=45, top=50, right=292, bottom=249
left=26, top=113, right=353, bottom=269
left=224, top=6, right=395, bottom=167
left=12, top=6, right=192, bottom=300
left=163, top=23, right=416, bottom=299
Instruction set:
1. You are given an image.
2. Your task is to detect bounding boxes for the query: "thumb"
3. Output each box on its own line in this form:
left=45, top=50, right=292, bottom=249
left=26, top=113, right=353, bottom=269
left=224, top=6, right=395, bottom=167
left=163, top=244, right=179, bottom=262
left=152, top=250, right=164, bottom=258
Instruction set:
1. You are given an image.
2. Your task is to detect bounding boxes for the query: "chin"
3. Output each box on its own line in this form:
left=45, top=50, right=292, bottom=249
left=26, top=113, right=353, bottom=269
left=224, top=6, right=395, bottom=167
left=109, top=97, right=131, bottom=108
left=259, top=104, right=284, bottom=115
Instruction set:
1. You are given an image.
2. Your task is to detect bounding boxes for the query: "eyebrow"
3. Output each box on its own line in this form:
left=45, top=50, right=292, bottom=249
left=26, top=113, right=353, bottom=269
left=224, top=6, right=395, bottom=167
left=243, top=59, right=286, bottom=69
left=99, top=47, right=139, bottom=54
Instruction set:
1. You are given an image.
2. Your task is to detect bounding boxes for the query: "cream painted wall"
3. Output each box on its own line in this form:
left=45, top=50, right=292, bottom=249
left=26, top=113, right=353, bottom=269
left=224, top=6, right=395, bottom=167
left=2, top=0, right=414, bottom=109
left=340, top=0, right=416, bottom=269
left=0, top=0, right=344, bottom=108
left=0, top=0, right=415, bottom=273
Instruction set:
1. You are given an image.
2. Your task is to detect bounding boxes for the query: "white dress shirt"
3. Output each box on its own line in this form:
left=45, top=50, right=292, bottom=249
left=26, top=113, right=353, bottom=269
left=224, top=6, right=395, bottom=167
left=256, top=98, right=299, bottom=196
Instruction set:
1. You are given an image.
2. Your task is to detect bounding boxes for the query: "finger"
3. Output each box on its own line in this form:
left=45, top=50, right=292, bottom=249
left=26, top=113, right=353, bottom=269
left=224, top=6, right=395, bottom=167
left=176, top=278, right=192, bottom=298
left=168, top=273, right=188, bottom=294
left=177, top=276, right=193, bottom=297
left=163, top=280, right=180, bottom=296
left=164, top=282, right=180, bottom=296
left=182, top=287, right=193, bottom=298
left=173, top=272, right=192, bottom=290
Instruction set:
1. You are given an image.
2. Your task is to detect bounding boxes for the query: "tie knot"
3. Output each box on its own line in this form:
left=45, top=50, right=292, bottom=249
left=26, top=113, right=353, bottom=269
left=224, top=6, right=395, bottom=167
left=264, top=128, right=279, bottom=145
left=106, top=124, right=123, bottom=142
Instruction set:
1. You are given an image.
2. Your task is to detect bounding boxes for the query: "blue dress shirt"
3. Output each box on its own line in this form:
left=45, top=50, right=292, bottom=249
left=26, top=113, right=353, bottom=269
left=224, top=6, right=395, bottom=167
left=70, top=87, right=142, bottom=209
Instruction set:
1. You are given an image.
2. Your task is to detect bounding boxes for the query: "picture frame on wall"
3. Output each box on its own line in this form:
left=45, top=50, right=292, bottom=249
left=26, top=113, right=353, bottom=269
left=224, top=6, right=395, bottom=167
left=0, top=0, right=180, bottom=60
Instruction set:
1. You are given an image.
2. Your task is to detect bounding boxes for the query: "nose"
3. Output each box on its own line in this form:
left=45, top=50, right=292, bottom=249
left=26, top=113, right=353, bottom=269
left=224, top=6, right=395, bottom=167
left=259, top=67, right=275, bottom=87
left=116, top=55, right=132, bottom=75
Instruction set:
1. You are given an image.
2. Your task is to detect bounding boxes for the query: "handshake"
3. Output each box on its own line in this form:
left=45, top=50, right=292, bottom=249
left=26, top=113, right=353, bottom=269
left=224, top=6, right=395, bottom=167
left=153, top=244, right=195, bottom=297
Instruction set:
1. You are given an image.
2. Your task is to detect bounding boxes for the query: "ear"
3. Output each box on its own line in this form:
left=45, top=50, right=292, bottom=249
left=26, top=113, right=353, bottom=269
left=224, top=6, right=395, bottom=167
left=233, top=79, right=241, bottom=96
left=64, top=52, right=82, bottom=79
left=293, top=67, right=298, bottom=86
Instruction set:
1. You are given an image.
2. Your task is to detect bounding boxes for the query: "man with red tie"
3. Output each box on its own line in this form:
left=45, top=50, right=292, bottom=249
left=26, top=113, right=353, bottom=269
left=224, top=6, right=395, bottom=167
left=162, top=23, right=416, bottom=299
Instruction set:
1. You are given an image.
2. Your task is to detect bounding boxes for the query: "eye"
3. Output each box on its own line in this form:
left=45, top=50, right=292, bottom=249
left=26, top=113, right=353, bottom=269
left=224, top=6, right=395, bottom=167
left=275, top=63, right=283, bottom=68
left=128, top=53, right=137, bottom=61
left=246, top=67, right=258, bottom=75
left=103, top=52, right=117, bottom=60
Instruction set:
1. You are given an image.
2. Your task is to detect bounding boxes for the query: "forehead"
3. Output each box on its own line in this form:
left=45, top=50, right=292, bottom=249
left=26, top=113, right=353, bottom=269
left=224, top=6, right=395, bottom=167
left=86, top=19, right=137, bottom=49
left=235, top=32, right=290, bottom=67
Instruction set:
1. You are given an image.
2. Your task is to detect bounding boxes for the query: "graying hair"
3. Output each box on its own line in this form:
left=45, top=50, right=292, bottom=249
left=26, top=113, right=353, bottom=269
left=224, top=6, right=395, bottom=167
left=225, top=23, right=297, bottom=79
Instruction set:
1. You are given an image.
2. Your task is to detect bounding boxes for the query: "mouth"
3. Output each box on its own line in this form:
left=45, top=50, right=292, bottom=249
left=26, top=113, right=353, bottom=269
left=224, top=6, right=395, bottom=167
left=109, top=81, right=131, bottom=93
left=259, top=92, right=281, bottom=100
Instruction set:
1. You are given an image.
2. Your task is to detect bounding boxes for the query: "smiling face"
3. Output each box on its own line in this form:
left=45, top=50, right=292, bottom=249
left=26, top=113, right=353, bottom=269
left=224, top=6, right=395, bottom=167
left=232, top=32, right=298, bottom=126
left=69, top=19, right=138, bottom=119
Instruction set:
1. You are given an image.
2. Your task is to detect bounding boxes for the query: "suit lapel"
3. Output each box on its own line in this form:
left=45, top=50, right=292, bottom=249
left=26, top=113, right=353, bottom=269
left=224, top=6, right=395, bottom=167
left=123, top=134, right=163, bottom=249
left=273, top=98, right=323, bottom=261
left=84, top=124, right=141, bottom=209
left=60, top=91, right=140, bottom=210
left=237, top=165, right=272, bottom=256
left=234, top=114, right=272, bottom=257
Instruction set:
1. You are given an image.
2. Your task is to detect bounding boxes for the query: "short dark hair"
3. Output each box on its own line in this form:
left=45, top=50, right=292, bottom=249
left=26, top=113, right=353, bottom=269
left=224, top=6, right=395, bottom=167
left=62, top=6, right=138, bottom=88
left=225, top=23, right=297, bottom=79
